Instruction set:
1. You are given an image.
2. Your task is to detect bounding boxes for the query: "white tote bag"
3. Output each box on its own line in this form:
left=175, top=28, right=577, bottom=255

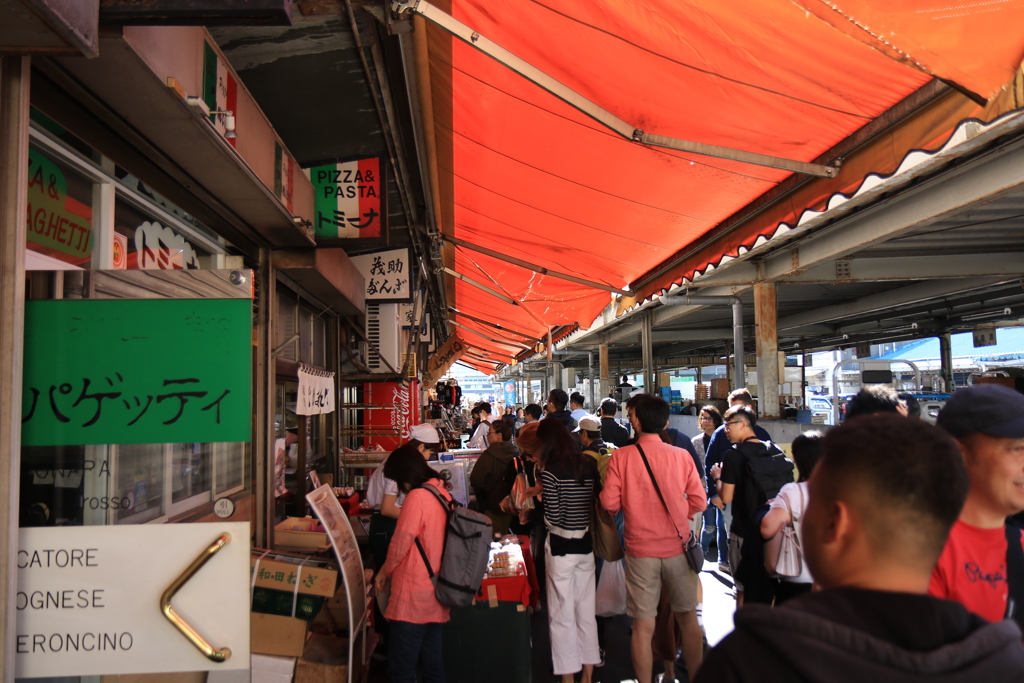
left=595, top=559, right=628, bottom=617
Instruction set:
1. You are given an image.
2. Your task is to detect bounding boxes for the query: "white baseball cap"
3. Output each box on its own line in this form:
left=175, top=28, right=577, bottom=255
left=409, top=423, right=441, bottom=444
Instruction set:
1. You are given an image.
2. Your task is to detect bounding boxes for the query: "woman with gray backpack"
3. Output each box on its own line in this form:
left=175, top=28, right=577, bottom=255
left=759, top=431, right=823, bottom=604
left=375, top=444, right=456, bottom=683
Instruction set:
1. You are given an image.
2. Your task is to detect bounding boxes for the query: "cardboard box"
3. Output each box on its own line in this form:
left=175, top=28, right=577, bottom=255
left=659, top=373, right=672, bottom=387
left=251, top=654, right=297, bottom=683
left=275, top=517, right=330, bottom=550
left=296, top=634, right=350, bottom=683
left=252, top=611, right=309, bottom=658
left=252, top=551, right=339, bottom=598
left=711, top=378, right=731, bottom=399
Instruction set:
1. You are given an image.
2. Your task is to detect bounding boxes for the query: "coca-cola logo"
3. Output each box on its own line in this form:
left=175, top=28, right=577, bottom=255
left=392, top=386, right=411, bottom=439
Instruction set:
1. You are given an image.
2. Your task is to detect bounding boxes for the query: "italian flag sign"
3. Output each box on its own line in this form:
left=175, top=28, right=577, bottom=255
left=203, top=42, right=237, bottom=147
left=310, top=158, right=382, bottom=239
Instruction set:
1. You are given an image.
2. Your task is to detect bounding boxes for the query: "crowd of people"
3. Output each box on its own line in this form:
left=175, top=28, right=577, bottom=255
left=364, top=381, right=1024, bottom=682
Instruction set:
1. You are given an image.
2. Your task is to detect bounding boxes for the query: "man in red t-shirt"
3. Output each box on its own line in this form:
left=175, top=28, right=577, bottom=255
left=930, top=384, right=1024, bottom=625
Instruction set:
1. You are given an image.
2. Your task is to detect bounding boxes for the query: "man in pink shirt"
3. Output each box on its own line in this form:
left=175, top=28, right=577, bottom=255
left=601, top=395, right=707, bottom=683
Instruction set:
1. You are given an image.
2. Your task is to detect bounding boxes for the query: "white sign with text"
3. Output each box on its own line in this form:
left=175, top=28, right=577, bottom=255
left=16, top=522, right=250, bottom=678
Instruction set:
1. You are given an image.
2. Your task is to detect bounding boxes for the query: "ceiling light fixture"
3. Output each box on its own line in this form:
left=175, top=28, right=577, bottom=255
left=962, top=307, right=1013, bottom=322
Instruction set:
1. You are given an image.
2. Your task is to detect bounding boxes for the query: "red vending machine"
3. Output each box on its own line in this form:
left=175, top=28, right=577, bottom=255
left=363, top=380, right=420, bottom=451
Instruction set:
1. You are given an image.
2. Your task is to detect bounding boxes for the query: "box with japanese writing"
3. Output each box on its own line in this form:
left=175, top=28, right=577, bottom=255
left=251, top=550, right=339, bottom=598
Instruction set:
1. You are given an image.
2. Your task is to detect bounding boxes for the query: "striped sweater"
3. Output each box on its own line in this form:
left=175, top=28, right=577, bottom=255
left=540, top=456, right=599, bottom=539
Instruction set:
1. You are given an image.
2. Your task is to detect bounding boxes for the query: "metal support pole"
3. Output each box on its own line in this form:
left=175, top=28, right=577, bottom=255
left=660, top=295, right=745, bottom=389
left=0, top=56, right=29, bottom=683
left=754, top=283, right=780, bottom=419
left=599, top=344, right=610, bottom=403
left=588, top=351, right=595, bottom=411
left=642, top=312, right=655, bottom=394
left=939, top=333, right=954, bottom=392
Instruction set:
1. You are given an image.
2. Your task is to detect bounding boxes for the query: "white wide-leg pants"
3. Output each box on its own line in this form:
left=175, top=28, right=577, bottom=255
left=545, top=536, right=602, bottom=675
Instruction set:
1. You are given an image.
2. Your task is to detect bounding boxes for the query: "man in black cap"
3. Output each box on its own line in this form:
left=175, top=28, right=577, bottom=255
left=930, top=384, right=1024, bottom=629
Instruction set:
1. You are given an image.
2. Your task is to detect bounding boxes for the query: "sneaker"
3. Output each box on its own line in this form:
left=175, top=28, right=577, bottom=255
left=718, top=562, right=732, bottom=575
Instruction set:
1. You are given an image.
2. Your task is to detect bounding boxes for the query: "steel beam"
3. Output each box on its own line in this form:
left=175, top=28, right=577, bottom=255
left=760, top=137, right=1024, bottom=282
left=754, top=283, right=779, bottom=418
left=777, top=277, right=1009, bottom=331
left=696, top=252, right=1024, bottom=286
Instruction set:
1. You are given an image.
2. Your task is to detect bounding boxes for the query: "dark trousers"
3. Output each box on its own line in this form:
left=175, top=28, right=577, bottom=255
left=388, top=620, right=446, bottom=683
left=371, top=513, right=398, bottom=642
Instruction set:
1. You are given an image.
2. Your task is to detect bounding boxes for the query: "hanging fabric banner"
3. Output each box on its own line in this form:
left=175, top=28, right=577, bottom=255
left=297, top=364, right=335, bottom=415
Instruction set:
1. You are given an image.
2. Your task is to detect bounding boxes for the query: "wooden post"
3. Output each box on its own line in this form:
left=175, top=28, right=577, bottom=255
left=0, top=56, right=29, bottom=683
left=754, top=283, right=780, bottom=419
left=939, top=333, right=954, bottom=392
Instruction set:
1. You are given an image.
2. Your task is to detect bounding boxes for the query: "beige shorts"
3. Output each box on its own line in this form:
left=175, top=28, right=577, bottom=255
left=624, top=553, right=699, bottom=619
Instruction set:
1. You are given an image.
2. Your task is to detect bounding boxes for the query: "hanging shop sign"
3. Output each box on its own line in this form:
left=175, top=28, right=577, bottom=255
left=296, top=364, right=335, bottom=416
left=21, top=298, right=252, bottom=446
left=423, top=335, right=465, bottom=388
left=134, top=221, right=200, bottom=270
left=202, top=40, right=238, bottom=146
left=112, top=233, right=128, bottom=270
left=310, top=157, right=383, bottom=240
left=504, top=381, right=517, bottom=407
left=16, top=522, right=250, bottom=678
left=26, top=149, right=93, bottom=260
left=274, top=142, right=294, bottom=213
left=349, top=248, right=412, bottom=302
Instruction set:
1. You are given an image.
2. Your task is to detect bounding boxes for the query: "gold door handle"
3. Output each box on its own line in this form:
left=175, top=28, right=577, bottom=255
left=160, top=532, right=233, bottom=663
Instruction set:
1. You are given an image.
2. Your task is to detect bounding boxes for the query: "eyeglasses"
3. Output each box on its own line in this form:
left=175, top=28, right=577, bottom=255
left=724, top=420, right=744, bottom=429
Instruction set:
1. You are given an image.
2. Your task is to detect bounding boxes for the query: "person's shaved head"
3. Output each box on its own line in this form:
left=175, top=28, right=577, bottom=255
left=803, top=414, right=968, bottom=589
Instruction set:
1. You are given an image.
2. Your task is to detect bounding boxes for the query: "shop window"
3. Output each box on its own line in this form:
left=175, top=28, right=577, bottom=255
left=277, top=287, right=299, bottom=361
left=299, top=305, right=315, bottom=364
left=115, top=197, right=217, bottom=270
left=26, top=146, right=94, bottom=269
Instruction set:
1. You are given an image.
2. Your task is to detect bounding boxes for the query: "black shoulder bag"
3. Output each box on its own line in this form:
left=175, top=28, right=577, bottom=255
left=636, top=443, right=705, bottom=573
left=1005, top=521, right=1024, bottom=630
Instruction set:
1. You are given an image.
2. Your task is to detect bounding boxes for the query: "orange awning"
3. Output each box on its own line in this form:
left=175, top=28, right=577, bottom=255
left=419, top=0, right=1024, bottom=370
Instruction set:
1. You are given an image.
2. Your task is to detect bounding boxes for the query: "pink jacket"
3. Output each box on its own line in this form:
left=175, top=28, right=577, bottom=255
left=600, top=434, right=707, bottom=558
left=382, top=482, right=452, bottom=623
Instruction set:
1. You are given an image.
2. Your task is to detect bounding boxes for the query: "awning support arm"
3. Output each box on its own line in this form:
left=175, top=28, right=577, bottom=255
left=442, top=266, right=518, bottom=305
left=448, top=307, right=538, bottom=342
left=451, top=320, right=534, bottom=351
left=445, top=236, right=631, bottom=296
left=394, top=0, right=838, bottom=178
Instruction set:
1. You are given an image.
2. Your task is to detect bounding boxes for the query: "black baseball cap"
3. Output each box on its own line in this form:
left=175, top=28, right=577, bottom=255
left=936, top=385, right=1024, bottom=439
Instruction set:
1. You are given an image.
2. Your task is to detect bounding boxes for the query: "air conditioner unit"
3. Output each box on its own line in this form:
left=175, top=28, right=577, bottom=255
left=366, top=303, right=401, bottom=372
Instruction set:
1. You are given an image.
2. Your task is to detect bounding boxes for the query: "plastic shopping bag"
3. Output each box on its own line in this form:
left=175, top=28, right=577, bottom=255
left=595, top=559, right=628, bottom=617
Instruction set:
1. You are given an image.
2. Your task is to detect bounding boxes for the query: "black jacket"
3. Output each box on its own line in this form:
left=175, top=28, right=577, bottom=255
left=546, top=409, right=576, bottom=431
left=695, top=587, right=1024, bottom=683
left=600, top=416, right=631, bottom=448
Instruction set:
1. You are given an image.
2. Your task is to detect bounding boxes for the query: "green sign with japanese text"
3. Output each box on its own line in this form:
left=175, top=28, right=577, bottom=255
left=21, top=298, right=251, bottom=446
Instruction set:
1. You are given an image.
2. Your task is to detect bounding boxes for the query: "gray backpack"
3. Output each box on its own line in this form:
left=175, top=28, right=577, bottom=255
left=414, top=483, right=492, bottom=608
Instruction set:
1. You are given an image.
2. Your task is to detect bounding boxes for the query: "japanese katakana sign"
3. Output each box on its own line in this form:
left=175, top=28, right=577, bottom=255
left=310, top=158, right=383, bottom=240
left=349, top=248, right=412, bottom=302
left=21, top=298, right=251, bottom=446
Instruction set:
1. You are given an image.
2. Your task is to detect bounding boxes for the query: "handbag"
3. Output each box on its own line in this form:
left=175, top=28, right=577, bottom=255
left=764, top=484, right=804, bottom=579
left=591, top=498, right=624, bottom=562
left=500, top=457, right=535, bottom=514
left=636, top=444, right=705, bottom=574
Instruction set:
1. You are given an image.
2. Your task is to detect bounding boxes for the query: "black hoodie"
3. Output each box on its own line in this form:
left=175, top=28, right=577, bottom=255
left=695, top=587, right=1024, bottom=683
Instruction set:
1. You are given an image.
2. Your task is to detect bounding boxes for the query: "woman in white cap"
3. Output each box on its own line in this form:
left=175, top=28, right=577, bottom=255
left=366, top=423, right=442, bottom=657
